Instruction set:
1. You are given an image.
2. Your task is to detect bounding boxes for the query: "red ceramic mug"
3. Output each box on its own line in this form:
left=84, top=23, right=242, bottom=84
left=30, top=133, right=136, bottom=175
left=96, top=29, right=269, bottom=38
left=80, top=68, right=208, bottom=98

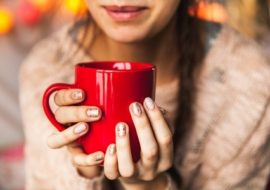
left=42, top=61, right=156, bottom=162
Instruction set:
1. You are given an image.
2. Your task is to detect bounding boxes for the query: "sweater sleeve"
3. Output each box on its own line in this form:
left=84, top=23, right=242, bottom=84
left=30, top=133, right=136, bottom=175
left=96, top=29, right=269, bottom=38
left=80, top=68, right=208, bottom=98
left=19, top=34, right=107, bottom=190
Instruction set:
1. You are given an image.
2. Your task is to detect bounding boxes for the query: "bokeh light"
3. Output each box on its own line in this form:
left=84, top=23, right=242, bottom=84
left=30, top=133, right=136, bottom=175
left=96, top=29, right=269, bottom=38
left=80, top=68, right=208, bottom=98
left=0, top=7, right=14, bottom=35
left=17, top=2, right=41, bottom=26
left=64, top=0, right=87, bottom=15
left=190, top=1, right=227, bottom=23
left=30, top=0, right=53, bottom=13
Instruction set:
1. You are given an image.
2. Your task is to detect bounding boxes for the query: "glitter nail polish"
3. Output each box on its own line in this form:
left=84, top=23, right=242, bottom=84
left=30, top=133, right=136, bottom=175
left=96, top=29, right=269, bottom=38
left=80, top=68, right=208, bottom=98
left=132, top=103, right=142, bottom=116
left=116, top=123, right=126, bottom=137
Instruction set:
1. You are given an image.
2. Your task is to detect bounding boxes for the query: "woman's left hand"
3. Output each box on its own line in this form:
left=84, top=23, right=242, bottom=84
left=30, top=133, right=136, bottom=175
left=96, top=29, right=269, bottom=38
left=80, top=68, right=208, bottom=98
left=104, top=97, right=173, bottom=189
left=72, top=97, right=174, bottom=189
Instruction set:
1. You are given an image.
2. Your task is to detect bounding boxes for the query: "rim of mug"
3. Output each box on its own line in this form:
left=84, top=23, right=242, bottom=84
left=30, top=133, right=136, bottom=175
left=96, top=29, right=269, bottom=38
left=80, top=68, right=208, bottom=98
left=76, top=61, right=155, bottom=72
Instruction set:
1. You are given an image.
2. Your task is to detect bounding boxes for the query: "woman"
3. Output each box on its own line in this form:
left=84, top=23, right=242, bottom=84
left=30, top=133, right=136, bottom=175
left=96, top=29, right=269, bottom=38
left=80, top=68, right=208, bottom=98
left=19, top=0, right=270, bottom=189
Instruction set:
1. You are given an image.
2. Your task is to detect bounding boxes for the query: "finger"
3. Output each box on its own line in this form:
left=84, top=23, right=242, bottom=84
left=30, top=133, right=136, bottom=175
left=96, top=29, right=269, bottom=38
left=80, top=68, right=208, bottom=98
left=67, top=144, right=102, bottom=177
left=157, top=106, right=172, bottom=132
left=157, top=106, right=168, bottom=116
left=115, top=123, right=135, bottom=178
left=47, top=122, right=89, bottom=149
left=67, top=144, right=104, bottom=166
left=55, top=106, right=101, bottom=124
left=74, top=152, right=104, bottom=166
left=143, top=98, right=173, bottom=172
left=104, top=144, right=119, bottom=180
left=129, top=102, right=158, bottom=170
left=54, top=89, right=85, bottom=106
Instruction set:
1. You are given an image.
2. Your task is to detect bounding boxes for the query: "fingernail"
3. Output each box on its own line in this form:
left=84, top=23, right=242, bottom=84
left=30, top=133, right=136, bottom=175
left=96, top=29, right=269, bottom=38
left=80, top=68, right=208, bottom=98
left=116, top=123, right=127, bottom=137
left=74, top=123, right=87, bottom=134
left=109, top=144, right=116, bottom=156
left=144, top=97, right=155, bottom=111
left=132, top=103, right=142, bottom=116
left=95, top=153, right=104, bottom=161
left=72, top=90, right=83, bottom=100
left=86, top=108, right=100, bottom=118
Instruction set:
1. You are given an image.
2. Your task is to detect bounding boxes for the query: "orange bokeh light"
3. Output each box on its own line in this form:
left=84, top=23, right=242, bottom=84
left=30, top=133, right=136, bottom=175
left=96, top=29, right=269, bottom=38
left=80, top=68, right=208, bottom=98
left=0, top=7, right=14, bottom=35
left=64, top=0, right=88, bottom=15
left=30, top=0, right=53, bottom=13
left=190, top=1, right=228, bottom=23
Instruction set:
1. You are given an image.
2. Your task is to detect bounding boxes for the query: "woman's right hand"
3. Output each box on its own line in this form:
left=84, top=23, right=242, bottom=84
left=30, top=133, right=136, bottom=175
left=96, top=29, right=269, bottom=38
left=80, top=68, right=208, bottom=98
left=46, top=89, right=104, bottom=179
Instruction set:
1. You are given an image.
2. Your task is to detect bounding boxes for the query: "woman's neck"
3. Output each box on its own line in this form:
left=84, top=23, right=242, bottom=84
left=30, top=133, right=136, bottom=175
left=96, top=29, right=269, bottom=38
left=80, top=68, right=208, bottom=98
left=89, top=21, right=179, bottom=85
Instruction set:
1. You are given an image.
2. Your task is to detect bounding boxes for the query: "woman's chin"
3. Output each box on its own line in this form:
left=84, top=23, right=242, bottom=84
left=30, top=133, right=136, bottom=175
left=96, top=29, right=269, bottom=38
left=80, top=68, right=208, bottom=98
left=104, top=29, right=150, bottom=44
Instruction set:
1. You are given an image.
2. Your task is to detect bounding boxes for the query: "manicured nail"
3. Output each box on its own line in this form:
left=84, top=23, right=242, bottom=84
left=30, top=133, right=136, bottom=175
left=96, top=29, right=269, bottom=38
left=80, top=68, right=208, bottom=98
left=86, top=108, right=100, bottom=118
left=74, top=123, right=87, bottom=134
left=109, top=144, right=116, bottom=156
left=116, top=123, right=127, bottom=137
left=71, top=90, right=83, bottom=100
left=132, top=103, right=142, bottom=116
left=144, top=97, right=155, bottom=111
left=95, top=153, right=104, bottom=161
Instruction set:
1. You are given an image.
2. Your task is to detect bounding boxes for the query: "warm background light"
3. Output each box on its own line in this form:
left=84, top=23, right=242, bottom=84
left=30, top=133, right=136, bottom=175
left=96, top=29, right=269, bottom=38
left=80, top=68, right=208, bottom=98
left=17, top=2, right=41, bottom=26
left=64, top=0, right=87, bottom=15
left=30, top=0, right=53, bottom=13
left=0, top=7, right=14, bottom=35
left=190, top=1, right=227, bottom=23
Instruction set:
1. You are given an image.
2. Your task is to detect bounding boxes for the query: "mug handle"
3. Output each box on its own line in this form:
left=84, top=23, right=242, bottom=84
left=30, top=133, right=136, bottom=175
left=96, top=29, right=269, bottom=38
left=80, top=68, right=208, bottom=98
left=42, top=83, right=75, bottom=131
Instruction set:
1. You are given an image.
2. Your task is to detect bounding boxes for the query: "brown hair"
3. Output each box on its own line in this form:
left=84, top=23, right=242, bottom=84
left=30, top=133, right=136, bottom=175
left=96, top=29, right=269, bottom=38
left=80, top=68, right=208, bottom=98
left=69, top=0, right=205, bottom=188
left=170, top=1, right=205, bottom=187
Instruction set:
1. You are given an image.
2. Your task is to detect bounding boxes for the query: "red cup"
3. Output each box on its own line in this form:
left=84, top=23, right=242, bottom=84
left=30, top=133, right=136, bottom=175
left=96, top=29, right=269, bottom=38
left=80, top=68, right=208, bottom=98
left=42, top=61, right=156, bottom=162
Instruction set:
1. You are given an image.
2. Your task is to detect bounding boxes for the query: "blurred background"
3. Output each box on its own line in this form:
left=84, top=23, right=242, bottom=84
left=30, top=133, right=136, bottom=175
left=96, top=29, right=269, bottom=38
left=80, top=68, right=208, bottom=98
left=0, top=0, right=91, bottom=189
left=0, top=0, right=227, bottom=189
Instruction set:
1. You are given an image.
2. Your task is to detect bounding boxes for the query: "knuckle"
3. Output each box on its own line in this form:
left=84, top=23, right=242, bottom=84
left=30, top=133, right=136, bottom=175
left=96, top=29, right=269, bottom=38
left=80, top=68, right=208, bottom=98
left=62, top=90, right=69, bottom=102
left=54, top=91, right=61, bottom=105
left=76, top=107, right=86, bottom=121
left=55, top=90, right=66, bottom=105
left=61, top=130, right=73, bottom=143
left=144, top=147, right=158, bottom=161
left=46, top=133, right=62, bottom=149
left=54, top=108, right=65, bottom=123
left=159, top=135, right=173, bottom=146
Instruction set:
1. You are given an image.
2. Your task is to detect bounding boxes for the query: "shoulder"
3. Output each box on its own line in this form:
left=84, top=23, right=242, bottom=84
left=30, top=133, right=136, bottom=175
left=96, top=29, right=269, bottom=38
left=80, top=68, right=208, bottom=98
left=208, top=24, right=270, bottom=70
left=203, top=25, right=270, bottom=96
left=195, top=25, right=270, bottom=140
left=20, top=25, right=70, bottom=66
left=19, top=23, right=84, bottom=100
left=207, top=24, right=269, bottom=69
left=20, top=23, right=80, bottom=78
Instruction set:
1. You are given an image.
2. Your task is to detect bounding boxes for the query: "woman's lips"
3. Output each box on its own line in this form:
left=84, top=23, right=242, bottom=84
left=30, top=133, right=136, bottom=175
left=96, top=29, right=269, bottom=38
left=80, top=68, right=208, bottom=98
left=103, top=6, right=148, bottom=21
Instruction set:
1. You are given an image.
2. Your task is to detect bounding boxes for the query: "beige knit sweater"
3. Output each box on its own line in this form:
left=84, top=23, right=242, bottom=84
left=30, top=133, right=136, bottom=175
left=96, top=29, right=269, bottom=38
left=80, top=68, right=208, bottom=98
left=19, top=24, right=270, bottom=190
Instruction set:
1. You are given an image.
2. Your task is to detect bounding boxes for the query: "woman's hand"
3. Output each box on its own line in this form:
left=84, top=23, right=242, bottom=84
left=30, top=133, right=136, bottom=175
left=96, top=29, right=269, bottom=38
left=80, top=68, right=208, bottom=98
left=105, top=97, right=173, bottom=190
left=45, top=89, right=173, bottom=188
left=46, top=89, right=104, bottom=179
